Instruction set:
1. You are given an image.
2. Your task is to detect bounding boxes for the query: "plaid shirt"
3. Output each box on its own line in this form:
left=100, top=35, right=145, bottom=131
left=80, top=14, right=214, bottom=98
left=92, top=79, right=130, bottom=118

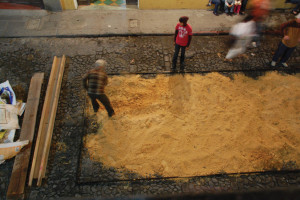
left=83, top=69, right=108, bottom=95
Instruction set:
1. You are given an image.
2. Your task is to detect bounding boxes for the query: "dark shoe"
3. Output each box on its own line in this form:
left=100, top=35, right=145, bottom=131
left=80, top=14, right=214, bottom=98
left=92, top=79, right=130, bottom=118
left=213, top=12, right=219, bottom=16
left=109, top=112, right=115, bottom=117
left=240, top=12, right=245, bottom=15
left=226, top=13, right=229, bottom=16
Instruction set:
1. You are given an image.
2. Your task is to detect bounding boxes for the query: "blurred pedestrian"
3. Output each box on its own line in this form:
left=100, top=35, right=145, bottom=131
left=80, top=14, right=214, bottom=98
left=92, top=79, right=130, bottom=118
left=270, top=14, right=300, bottom=68
left=83, top=59, right=115, bottom=117
left=250, top=0, right=270, bottom=47
left=240, top=0, right=248, bottom=15
left=172, top=16, right=193, bottom=73
left=225, top=15, right=257, bottom=59
left=225, top=0, right=235, bottom=16
left=234, top=0, right=242, bottom=15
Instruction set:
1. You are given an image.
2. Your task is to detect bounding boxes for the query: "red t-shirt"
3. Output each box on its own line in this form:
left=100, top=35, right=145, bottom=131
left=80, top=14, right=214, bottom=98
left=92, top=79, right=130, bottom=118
left=175, top=23, right=193, bottom=46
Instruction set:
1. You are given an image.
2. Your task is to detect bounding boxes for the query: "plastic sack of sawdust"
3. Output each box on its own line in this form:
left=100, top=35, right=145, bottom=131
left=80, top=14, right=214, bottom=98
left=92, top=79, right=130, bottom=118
left=0, top=140, right=29, bottom=164
left=0, top=80, right=19, bottom=144
left=0, top=102, right=26, bottom=130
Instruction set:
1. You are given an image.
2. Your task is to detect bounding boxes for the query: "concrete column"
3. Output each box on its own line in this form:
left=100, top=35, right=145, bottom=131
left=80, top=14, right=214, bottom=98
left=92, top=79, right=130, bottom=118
left=43, top=0, right=62, bottom=11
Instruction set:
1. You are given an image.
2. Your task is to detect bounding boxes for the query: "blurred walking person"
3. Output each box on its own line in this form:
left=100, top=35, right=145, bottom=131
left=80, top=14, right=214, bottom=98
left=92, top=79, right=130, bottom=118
left=83, top=59, right=115, bottom=117
left=270, top=14, right=300, bottom=68
left=225, top=15, right=257, bottom=59
left=172, top=16, right=193, bottom=73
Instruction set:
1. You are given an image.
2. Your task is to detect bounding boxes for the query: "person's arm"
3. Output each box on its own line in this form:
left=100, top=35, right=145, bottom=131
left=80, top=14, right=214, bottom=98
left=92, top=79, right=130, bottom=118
left=174, top=30, right=178, bottom=44
left=280, top=20, right=296, bottom=39
left=82, top=73, right=89, bottom=90
left=104, top=73, right=108, bottom=86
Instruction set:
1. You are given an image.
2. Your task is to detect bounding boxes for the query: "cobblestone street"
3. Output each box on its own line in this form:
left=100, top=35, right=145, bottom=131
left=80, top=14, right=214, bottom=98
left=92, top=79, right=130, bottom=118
left=0, top=35, right=300, bottom=200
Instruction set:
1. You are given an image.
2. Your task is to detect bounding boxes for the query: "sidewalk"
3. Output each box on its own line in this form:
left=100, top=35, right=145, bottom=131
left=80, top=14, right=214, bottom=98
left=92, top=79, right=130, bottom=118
left=0, top=8, right=295, bottom=38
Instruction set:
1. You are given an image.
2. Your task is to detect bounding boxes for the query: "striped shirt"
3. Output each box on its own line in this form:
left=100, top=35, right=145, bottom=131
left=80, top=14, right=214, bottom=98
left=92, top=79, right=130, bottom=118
left=83, top=69, right=108, bottom=95
left=281, top=20, right=300, bottom=48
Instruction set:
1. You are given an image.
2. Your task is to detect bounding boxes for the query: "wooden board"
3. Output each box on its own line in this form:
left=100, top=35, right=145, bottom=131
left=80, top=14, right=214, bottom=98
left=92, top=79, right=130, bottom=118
left=42, top=55, right=66, bottom=178
left=37, top=55, right=66, bottom=186
left=6, top=73, right=44, bottom=200
left=28, top=57, right=60, bottom=186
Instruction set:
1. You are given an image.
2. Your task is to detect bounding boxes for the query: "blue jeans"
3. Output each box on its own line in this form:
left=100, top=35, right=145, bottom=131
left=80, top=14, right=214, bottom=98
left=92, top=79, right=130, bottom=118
left=272, top=42, right=296, bottom=63
left=212, top=0, right=221, bottom=13
left=225, top=4, right=234, bottom=13
left=172, top=44, right=186, bottom=71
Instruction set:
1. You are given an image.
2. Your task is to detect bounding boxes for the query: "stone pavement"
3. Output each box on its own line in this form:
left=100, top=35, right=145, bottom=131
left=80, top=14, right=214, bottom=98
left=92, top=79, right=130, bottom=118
left=0, top=35, right=299, bottom=200
left=0, top=8, right=296, bottom=38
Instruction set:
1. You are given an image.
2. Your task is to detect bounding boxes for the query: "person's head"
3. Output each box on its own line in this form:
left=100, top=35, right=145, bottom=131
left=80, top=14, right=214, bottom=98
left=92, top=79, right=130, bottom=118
left=179, top=16, right=189, bottom=26
left=94, top=59, right=107, bottom=71
left=296, top=14, right=300, bottom=23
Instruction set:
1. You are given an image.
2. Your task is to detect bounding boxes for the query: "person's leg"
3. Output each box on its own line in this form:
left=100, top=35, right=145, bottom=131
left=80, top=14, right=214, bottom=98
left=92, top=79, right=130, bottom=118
left=212, top=0, right=220, bottom=14
left=240, top=0, right=248, bottom=14
left=230, top=5, right=234, bottom=14
left=293, top=3, right=300, bottom=12
left=225, top=4, right=229, bottom=13
left=172, top=44, right=180, bottom=71
left=271, top=42, right=287, bottom=66
left=220, top=0, right=225, bottom=12
left=237, top=5, right=241, bottom=14
left=98, top=94, right=115, bottom=117
left=234, top=5, right=237, bottom=13
left=88, top=94, right=100, bottom=112
left=180, top=46, right=186, bottom=71
left=280, top=46, right=296, bottom=64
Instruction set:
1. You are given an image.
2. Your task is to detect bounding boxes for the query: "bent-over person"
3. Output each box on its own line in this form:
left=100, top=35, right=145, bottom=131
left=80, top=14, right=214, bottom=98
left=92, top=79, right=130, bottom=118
left=83, top=59, right=115, bottom=117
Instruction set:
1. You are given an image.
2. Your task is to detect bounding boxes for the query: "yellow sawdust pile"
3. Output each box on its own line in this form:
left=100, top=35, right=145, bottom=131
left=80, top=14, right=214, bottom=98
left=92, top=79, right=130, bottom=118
left=84, top=72, right=300, bottom=177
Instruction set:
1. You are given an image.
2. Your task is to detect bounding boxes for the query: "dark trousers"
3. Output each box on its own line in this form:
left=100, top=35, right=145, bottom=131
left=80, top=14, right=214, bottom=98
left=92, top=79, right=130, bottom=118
left=290, top=0, right=300, bottom=11
left=220, top=0, right=225, bottom=12
left=172, top=44, right=186, bottom=71
left=88, top=93, right=115, bottom=117
left=212, top=0, right=220, bottom=13
left=272, top=41, right=296, bottom=63
left=241, top=0, right=248, bottom=12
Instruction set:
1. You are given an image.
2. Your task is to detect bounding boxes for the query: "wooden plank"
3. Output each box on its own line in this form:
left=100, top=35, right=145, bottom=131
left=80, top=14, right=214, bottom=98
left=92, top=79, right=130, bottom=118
left=6, top=73, right=44, bottom=200
left=42, top=56, right=66, bottom=178
left=28, top=57, right=60, bottom=186
left=37, top=55, right=66, bottom=186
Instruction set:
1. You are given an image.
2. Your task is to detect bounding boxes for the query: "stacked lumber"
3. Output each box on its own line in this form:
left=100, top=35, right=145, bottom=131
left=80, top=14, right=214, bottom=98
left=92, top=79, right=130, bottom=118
left=6, top=73, right=44, bottom=200
left=29, top=55, right=66, bottom=186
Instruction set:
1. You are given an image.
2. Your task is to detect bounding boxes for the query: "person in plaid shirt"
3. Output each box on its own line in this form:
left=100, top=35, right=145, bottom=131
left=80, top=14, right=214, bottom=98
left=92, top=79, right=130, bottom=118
left=83, top=59, right=115, bottom=117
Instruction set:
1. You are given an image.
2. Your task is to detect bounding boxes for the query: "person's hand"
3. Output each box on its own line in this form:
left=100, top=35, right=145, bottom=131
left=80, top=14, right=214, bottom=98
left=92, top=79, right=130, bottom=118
left=174, top=42, right=176, bottom=46
left=186, top=47, right=189, bottom=50
left=284, top=35, right=290, bottom=40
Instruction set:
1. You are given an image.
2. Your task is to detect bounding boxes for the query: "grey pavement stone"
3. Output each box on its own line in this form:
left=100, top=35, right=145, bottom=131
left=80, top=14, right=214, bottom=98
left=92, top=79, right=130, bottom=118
left=26, top=19, right=41, bottom=30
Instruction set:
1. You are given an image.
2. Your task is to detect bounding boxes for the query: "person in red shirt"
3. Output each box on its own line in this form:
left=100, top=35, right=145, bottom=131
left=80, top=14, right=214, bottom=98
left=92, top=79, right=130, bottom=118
left=172, top=16, right=193, bottom=73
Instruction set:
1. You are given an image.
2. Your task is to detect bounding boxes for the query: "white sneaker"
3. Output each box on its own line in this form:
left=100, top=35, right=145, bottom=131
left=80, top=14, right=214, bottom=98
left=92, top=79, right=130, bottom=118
left=270, top=61, right=276, bottom=67
left=281, top=62, right=288, bottom=68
